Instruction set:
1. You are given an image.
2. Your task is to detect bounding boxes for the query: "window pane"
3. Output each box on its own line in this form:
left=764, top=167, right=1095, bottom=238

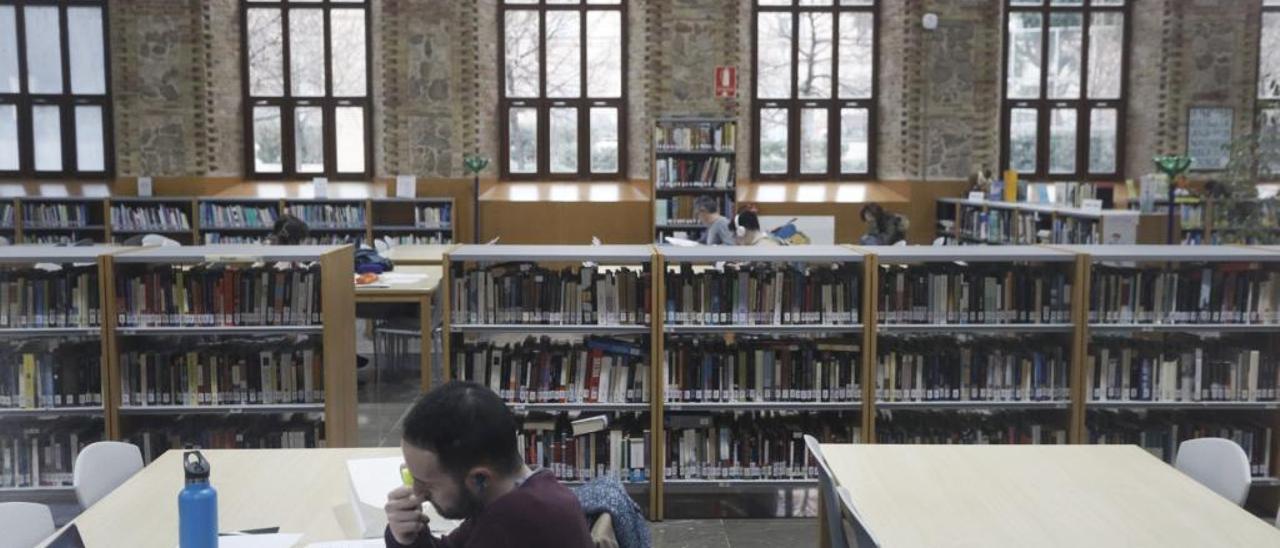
left=757, top=13, right=793, bottom=99
left=797, top=13, right=832, bottom=99
left=590, top=107, right=618, bottom=173
left=290, top=10, right=326, bottom=97
left=586, top=11, right=622, bottom=98
left=335, top=106, right=365, bottom=173
left=32, top=105, right=62, bottom=172
left=505, top=11, right=540, bottom=98
left=1049, top=108, right=1077, bottom=174
left=760, top=107, right=789, bottom=174
left=509, top=107, right=538, bottom=174
left=838, top=12, right=873, bottom=99
left=1088, top=12, right=1123, bottom=100
left=330, top=9, right=367, bottom=97
left=1009, top=108, right=1037, bottom=173
left=546, top=11, right=581, bottom=98
left=1263, top=13, right=1280, bottom=99
left=295, top=106, right=324, bottom=173
left=0, top=7, right=20, bottom=93
left=840, top=108, right=869, bottom=174
left=0, top=104, right=15, bottom=170
left=800, top=108, right=827, bottom=173
left=549, top=107, right=578, bottom=174
left=247, top=8, right=284, bottom=97
left=1088, top=108, right=1117, bottom=174
left=24, top=6, right=62, bottom=94
left=67, top=7, right=106, bottom=95
left=74, top=106, right=104, bottom=172
left=253, top=106, right=283, bottom=173
left=1046, top=13, right=1082, bottom=100
left=1262, top=109, right=1280, bottom=176
left=1006, top=12, right=1041, bottom=99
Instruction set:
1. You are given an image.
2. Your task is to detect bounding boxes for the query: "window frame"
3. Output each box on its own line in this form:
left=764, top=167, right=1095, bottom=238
left=1259, top=1, right=1280, bottom=181
left=751, top=0, right=879, bottom=182
left=0, top=0, right=114, bottom=180
left=497, top=0, right=630, bottom=182
left=239, top=0, right=373, bottom=181
left=1000, top=0, right=1130, bottom=181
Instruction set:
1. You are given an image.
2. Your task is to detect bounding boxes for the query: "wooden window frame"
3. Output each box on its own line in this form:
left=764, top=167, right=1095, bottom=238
left=0, top=0, right=113, bottom=180
left=1000, top=0, right=1131, bottom=182
left=240, top=0, right=373, bottom=181
left=498, top=0, right=629, bottom=181
left=751, top=0, right=879, bottom=182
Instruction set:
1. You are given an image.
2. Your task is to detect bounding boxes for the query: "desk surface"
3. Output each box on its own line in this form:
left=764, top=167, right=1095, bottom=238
left=41, top=448, right=401, bottom=548
left=384, top=244, right=453, bottom=265
left=821, top=444, right=1280, bottom=548
left=355, top=265, right=442, bottom=298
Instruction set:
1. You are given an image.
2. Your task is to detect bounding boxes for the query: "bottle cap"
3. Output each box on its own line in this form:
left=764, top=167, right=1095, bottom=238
left=184, top=451, right=211, bottom=483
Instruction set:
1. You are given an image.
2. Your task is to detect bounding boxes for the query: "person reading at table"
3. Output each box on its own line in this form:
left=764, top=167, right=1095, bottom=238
left=384, top=381, right=594, bottom=548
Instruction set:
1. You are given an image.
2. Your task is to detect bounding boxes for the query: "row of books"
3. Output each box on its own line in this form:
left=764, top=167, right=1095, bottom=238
left=663, top=414, right=856, bottom=480
left=1179, top=203, right=1205, bottom=230
left=301, top=235, right=363, bottom=246
left=452, top=337, right=648, bottom=404
left=126, top=415, right=325, bottom=465
left=520, top=414, right=649, bottom=483
left=452, top=265, right=650, bottom=326
left=878, top=265, right=1072, bottom=324
left=664, top=263, right=860, bottom=326
left=200, top=203, right=279, bottom=229
left=655, top=158, right=735, bottom=189
left=959, top=208, right=1042, bottom=245
left=876, top=338, right=1070, bottom=402
left=0, top=204, right=11, bottom=227
left=663, top=339, right=861, bottom=403
left=374, top=234, right=452, bottom=246
left=120, top=343, right=324, bottom=407
left=1088, top=343, right=1278, bottom=402
left=27, top=235, right=100, bottom=245
left=0, top=267, right=101, bottom=328
left=1051, top=216, right=1101, bottom=244
left=875, top=411, right=1068, bottom=445
left=0, top=421, right=103, bottom=488
left=1088, top=267, right=1280, bottom=324
left=415, top=205, right=452, bottom=228
left=1024, top=182, right=1099, bottom=208
left=288, top=204, right=365, bottom=228
left=110, top=204, right=192, bottom=231
left=655, top=123, right=735, bottom=152
left=1088, top=412, right=1272, bottom=476
left=0, top=342, right=103, bottom=409
left=654, top=196, right=704, bottom=226
left=202, top=234, right=268, bottom=245
left=24, top=204, right=90, bottom=228
left=115, top=265, right=323, bottom=327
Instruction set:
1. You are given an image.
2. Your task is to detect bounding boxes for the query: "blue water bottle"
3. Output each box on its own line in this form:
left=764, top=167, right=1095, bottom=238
left=178, top=450, right=218, bottom=548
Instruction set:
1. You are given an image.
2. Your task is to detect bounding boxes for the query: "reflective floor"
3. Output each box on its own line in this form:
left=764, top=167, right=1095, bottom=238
left=651, top=519, right=818, bottom=548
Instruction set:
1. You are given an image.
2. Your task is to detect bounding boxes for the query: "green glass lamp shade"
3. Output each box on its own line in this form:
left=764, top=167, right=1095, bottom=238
left=463, top=154, right=490, bottom=176
left=1153, top=155, right=1192, bottom=178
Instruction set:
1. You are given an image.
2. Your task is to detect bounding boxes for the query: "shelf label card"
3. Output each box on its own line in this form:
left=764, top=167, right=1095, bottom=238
left=396, top=175, right=417, bottom=198
left=1081, top=199, right=1103, bottom=212
left=313, top=177, right=329, bottom=198
left=967, top=192, right=985, bottom=202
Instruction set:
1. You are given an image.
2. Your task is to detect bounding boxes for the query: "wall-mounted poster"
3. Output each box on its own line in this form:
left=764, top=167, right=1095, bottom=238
left=1187, top=107, right=1234, bottom=171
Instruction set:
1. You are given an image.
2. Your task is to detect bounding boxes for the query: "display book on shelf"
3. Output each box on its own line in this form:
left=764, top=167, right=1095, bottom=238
left=936, top=197, right=1140, bottom=246
left=651, top=118, right=737, bottom=244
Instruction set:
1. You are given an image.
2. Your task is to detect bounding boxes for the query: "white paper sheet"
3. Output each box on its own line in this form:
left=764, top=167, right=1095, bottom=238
left=304, top=541, right=382, bottom=548
left=174, top=533, right=303, bottom=548
left=347, top=458, right=462, bottom=538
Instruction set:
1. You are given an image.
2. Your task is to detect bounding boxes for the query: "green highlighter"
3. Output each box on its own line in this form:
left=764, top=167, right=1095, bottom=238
left=401, top=464, right=414, bottom=487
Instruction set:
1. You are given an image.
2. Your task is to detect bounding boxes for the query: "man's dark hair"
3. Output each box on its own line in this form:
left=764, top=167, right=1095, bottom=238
left=272, top=214, right=310, bottom=245
left=694, top=195, right=720, bottom=215
left=402, top=382, right=522, bottom=478
left=732, top=211, right=761, bottom=232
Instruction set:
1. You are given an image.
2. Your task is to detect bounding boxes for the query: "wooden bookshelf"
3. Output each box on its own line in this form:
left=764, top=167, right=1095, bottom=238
left=17, top=197, right=110, bottom=244
left=651, top=118, right=737, bottom=244
left=937, top=198, right=1141, bottom=245
left=369, top=197, right=455, bottom=248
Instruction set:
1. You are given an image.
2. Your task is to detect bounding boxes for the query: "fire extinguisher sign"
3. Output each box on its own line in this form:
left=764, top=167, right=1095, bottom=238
left=715, top=66, right=737, bottom=99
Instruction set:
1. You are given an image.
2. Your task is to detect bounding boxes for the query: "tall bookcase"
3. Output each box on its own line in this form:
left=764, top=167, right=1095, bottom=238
left=18, top=197, right=109, bottom=244
left=370, top=198, right=455, bottom=247
left=937, top=198, right=1140, bottom=245
left=110, top=197, right=197, bottom=245
left=651, top=118, right=737, bottom=244
left=197, top=198, right=282, bottom=245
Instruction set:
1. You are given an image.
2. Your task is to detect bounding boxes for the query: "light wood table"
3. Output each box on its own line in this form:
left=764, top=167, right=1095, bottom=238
left=355, top=265, right=443, bottom=392
left=39, top=448, right=400, bottom=548
left=818, top=444, right=1280, bottom=548
left=384, top=244, right=452, bottom=266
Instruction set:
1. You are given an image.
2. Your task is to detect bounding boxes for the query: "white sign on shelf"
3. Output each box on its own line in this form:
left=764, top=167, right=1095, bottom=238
left=137, top=177, right=153, bottom=197
left=967, top=191, right=985, bottom=202
left=395, top=175, right=417, bottom=198
left=313, top=177, right=329, bottom=198
left=1081, top=199, right=1103, bottom=212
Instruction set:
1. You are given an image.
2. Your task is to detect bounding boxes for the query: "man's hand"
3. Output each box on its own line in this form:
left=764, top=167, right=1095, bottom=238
left=386, top=486, right=429, bottom=545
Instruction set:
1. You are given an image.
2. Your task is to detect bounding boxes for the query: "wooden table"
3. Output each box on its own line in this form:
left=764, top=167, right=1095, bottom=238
left=818, top=444, right=1280, bottom=548
left=355, top=265, right=443, bottom=392
left=39, top=448, right=400, bottom=547
left=384, top=244, right=452, bottom=266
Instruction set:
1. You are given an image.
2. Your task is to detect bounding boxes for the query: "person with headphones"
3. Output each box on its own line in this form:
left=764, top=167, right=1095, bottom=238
left=384, top=382, right=594, bottom=548
left=729, top=210, right=779, bottom=246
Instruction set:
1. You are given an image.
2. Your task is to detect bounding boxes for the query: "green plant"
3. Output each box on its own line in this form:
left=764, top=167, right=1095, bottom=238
left=1210, top=129, right=1280, bottom=244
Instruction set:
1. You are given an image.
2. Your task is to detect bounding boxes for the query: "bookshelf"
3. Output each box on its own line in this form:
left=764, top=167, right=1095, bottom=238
left=937, top=198, right=1140, bottom=246
left=18, top=197, right=109, bottom=244
left=370, top=198, right=455, bottom=248
left=109, top=197, right=197, bottom=244
left=651, top=118, right=737, bottom=244
left=197, top=198, right=281, bottom=245
left=442, top=245, right=657, bottom=516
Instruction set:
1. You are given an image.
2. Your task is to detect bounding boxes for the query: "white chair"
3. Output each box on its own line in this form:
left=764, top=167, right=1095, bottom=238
left=837, top=486, right=882, bottom=548
left=1174, top=437, right=1252, bottom=507
left=73, top=441, right=144, bottom=509
left=0, top=502, right=55, bottom=548
left=804, top=435, right=850, bottom=548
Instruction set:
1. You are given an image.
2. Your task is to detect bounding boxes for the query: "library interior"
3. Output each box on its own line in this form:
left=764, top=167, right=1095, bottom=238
left=3, top=0, right=1280, bottom=547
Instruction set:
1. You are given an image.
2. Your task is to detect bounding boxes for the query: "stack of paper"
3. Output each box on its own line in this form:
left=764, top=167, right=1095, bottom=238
left=346, top=457, right=462, bottom=539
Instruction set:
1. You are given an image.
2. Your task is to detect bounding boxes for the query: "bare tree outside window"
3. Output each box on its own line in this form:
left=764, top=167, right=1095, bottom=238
left=1261, top=4, right=1280, bottom=178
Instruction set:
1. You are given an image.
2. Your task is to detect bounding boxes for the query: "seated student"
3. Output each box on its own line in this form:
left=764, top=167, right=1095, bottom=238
left=730, top=211, right=779, bottom=246
left=269, top=213, right=310, bottom=245
left=694, top=195, right=736, bottom=246
left=384, top=382, right=594, bottom=548
left=858, top=203, right=909, bottom=246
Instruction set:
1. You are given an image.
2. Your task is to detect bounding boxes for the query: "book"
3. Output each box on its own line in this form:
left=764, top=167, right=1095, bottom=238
left=124, top=414, right=325, bottom=465
left=118, top=341, right=323, bottom=407
left=663, top=413, right=857, bottom=481
left=452, top=264, right=650, bottom=326
left=877, top=336, right=1068, bottom=403
left=0, top=340, right=103, bottom=409
left=1089, top=411, right=1273, bottom=476
left=0, top=419, right=103, bottom=488
left=1088, top=338, right=1277, bottom=403
left=958, top=206, right=1043, bottom=245
left=656, top=158, right=735, bottom=190
left=518, top=413, right=649, bottom=483
left=110, top=204, right=192, bottom=232
left=0, top=266, right=101, bottom=328
left=663, top=338, right=860, bottom=403
left=876, top=411, right=1067, bottom=445
left=664, top=262, right=860, bottom=326
left=1051, top=216, right=1101, bottom=244
left=452, top=337, right=647, bottom=404
left=415, top=205, right=452, bottom=229
left=571, top=415, right=610, bottom=436
left=288, top=203, right=366, bottom=229
left=655, top=122, right=735, bottom=153
left=1089, top=265, right=1280, bottom=325
left=653, top=196, right=733, bottom=227
left=200, top=203, right=279, bottom=229
left=374, top=234, right=452, bottom=247
left=23, top=203, right=89, bottom=228
left=114, top=263, right=322, bottom=328
left=878, top=263, right=1071, bottom=325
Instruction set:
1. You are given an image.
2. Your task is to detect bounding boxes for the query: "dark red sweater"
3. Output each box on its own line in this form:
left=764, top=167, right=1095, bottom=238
left=385, top=470, right=593, bottom=548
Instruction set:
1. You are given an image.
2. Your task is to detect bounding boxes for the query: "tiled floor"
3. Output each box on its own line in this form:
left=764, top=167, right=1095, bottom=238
left=651, top=519, right=818, bottom=548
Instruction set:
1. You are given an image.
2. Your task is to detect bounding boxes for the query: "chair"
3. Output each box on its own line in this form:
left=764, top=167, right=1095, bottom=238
left=1174, top=437, right=1251, bottom=507
left=0, top=502, right=55, bottom=548
left=804, top=434, right=850, bottom=548
left=73, top=441, right=144, bottom=509
left=836, top=486, right=882, bottom=548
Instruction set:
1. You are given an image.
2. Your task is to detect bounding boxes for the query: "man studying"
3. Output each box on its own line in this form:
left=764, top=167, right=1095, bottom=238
left=384, top=382, right=594, bottom=548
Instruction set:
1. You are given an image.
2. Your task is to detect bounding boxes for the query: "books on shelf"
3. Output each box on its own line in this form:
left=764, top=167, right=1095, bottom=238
left=452, top=264, right=650, bottom=326
left=289, top=203, right=366, bottom=229
left=1089, top=411, right=1272, bottom=476
left=452, top=337, right=648, bottom=404
left=111, top=204, right=191, bottom=232
left=301, top=234, right=364, bottom=246
left=1088, top=339, right=1277, bottom=403
left=1051, top=216, right=1100, bottom=244
left=655, top=158, right=735, bottom=190
left=959, top=207, right=1042, bottom=245
left=115, top=264, right=322, bottom=328
left=663, top=338, right=860, bottom=403
left=654, top=197, right=702, bottom=227
left=374, top=234, right=452, bottom=247
left=877, top=337, right=1069, bottom=403
left=23, top=203, right=89, bottom=228
left=119, top=342, right=324, bottom=407
left=415, top=205, right=452, bottom=229
left=0, top=341, right=102, bottom=409
left=200, top=203, right=278, bottom=229
left=664, top=413, right=857, bottom=481
left=203, top=234, right=269, bottom=245
left=0, top=204, right=13, bottom=227
left=877, top=411, right=1068, bottom=444
left=126, top=415, right=325, bottom=465
left=655, top=123, right=735, bottom=153
left=664, top=263, right=860, bottom=326
left=1089, top=266, right=1280, bottom=325
left=519, top=414, right=650, bottom=483
left=878, top=264, right=1071, bottom=325
left=0, top=267, right=101, bottom=328
left=0, top=420, right=103, bottom=488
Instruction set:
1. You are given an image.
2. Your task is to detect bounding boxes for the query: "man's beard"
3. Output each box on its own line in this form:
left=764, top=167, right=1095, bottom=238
left=435, top=485, right=486, bottom=520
